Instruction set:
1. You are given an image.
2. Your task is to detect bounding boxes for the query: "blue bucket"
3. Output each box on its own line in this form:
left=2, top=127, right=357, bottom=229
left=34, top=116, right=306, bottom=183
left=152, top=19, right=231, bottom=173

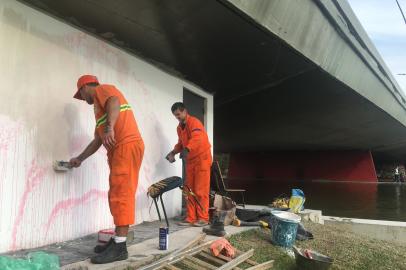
left=271, top=211, right=301, bottom=247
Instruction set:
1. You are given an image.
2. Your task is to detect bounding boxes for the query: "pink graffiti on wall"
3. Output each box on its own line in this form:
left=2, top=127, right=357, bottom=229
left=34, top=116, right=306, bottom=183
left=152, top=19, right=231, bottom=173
left=0, top=123, right=22, bottom=153
left=44, top=189, right=108, bottom=238
left=3, top=31, right=182, bottom=251
left=70, top=135, right=107, bottom=158
left=70, top=135, right=90, bottom=156
left=10, top=160, right=46, bottom=250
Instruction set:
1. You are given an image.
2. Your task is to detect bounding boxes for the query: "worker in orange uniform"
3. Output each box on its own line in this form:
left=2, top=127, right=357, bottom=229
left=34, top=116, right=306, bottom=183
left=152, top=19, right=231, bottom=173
left=166, top=102, right=212, bottom=227
left=69, top=75, right=144, bottom=264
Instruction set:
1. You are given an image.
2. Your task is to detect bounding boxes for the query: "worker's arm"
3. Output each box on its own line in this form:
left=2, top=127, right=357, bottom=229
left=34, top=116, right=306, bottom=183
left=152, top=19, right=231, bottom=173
left=70, top=130, right=102, bottom=167
left=185, top=120, right=204, bottom=153
left=102, top=96, right=120, bottom=150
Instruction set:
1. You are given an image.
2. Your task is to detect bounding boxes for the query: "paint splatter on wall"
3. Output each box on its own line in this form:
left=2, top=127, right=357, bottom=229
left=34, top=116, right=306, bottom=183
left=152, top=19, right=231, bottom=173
left=0, top=0, right=213, bottom=253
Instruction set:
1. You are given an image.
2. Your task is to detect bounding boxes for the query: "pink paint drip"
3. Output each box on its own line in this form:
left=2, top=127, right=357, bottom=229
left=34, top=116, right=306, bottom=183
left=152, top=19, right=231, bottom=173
left=44, top=189, right=108, bottom=237
left=10, top=160, right=46, bottom=250
left=0, top=125, right=21, bottom=153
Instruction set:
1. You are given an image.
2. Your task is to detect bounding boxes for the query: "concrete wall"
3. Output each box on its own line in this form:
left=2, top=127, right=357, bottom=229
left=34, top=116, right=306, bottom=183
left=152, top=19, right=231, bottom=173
left=325, top=216, right=406, bottom=245
left=0, top=0, right=213, bottom=253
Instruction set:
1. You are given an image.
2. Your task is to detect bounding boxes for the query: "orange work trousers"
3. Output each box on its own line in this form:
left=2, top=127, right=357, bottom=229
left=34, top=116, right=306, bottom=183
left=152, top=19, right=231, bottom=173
left=107, top=140, right=144, bottom=226
left=185, top=150, right=212, bottom=223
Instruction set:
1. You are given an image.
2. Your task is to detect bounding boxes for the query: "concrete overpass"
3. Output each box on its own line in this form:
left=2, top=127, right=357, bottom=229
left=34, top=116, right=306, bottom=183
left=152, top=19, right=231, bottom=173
left=19, top=0, right=406, bottom=170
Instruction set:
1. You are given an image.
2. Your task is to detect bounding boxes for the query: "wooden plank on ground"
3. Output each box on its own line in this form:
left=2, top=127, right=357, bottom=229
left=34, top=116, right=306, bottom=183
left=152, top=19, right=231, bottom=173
left=171, top=233, right=207, bottom=259
left=217, top=249, right=255, bottom=270
left=161, top=242, right=214, bottom=268
left=164, top=265, right=182, bottom=270
left=181, top=258, right=206, bottom=270
left=202, top=249, right=232, bottom=263
left=140, top=239, right=214, bottom=270
left=200, top=250, right=244, bottom=270
left=185, top=255, right=218, bottom=270
left=181, top=233, right=207, bottom=252
left=235, top=249, right=259, bottom=266
left=246, top=260, right=274, bottom=270
left=199, top=251, right=225, bottom=264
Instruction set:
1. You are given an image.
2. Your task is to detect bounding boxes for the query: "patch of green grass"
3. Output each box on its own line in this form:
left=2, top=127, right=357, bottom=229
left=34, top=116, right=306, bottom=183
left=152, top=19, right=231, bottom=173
left=228, top=222, right=406, bottom=270
left=228, top=229, right=296, bottom=270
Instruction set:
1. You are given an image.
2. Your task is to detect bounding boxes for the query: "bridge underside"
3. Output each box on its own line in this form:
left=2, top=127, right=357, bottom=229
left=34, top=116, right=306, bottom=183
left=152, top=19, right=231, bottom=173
left=20, top=0, right=406, bottom=163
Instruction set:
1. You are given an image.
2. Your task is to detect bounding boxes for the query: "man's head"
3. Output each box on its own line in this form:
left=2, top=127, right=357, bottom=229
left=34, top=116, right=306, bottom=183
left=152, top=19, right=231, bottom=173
left=74, top=75, right=100, bottom=105
left=171, top=102, right=188, bottom=123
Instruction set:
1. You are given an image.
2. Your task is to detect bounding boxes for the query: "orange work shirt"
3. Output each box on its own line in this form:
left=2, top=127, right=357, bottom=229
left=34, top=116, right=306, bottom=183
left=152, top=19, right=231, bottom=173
left=93, top=84, right=142, bottom=150
left=173, top=115, right=211, bottom=160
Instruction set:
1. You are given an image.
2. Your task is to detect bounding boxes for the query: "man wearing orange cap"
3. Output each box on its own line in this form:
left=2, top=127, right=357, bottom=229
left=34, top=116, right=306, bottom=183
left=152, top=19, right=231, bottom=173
left=166, top=102, right=212, bottom=227
left=69, top=75, right=144, bottom=264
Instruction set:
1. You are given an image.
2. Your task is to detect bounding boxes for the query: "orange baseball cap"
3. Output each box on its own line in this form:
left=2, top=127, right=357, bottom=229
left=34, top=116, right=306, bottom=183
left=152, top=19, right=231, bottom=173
left=74, top=75, right=99, bottom=100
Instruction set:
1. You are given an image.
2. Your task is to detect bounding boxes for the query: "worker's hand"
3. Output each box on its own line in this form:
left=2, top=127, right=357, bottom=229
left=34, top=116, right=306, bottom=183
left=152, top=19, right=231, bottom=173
left=102, top=126, right=116, bottom=150
left=166, top=151, right=176, bottom=163
left=69, top=157, right=82, bottom=168
left=179, top=148, right=189, bottom=159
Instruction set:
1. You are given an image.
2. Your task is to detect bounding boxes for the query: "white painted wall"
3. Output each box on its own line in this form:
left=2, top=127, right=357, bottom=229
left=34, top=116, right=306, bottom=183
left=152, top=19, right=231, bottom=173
left=0, top=0, right=213, bottom=253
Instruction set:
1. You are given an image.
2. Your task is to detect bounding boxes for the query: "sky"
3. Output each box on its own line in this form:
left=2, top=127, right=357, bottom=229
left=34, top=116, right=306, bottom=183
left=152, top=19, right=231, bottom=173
left=347, top=0, right=406, bottom=93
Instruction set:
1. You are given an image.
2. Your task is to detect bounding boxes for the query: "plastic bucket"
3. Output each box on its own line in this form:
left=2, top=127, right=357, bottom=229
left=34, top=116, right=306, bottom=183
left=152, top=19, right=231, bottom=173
left=270, top=211, right=301, bottom=247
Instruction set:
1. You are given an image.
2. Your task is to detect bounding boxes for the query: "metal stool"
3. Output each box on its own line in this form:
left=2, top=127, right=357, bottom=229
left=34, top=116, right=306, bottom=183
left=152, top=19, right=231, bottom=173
left=148, top=176, right=183, bottom=228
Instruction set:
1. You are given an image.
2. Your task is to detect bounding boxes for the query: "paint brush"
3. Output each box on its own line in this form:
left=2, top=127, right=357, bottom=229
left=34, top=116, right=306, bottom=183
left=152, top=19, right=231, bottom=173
left=53, top=160, right=72, bottom=172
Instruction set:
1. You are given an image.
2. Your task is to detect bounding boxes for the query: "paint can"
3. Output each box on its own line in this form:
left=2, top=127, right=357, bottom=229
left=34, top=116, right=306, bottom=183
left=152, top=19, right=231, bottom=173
left=159, top=227, right=169, bottom=250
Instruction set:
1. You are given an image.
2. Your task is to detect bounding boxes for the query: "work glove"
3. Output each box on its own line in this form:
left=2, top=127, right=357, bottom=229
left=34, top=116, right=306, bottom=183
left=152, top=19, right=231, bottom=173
left=165, top=151, right=176, bottom=163
left=180, top=148, right=189, bottom=159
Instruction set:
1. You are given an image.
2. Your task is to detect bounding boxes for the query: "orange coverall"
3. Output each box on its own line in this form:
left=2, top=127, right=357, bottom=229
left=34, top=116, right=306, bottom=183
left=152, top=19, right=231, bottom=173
left=94, top=84, right=144, bottom=226
left=173, top=115, right=212, bottom=223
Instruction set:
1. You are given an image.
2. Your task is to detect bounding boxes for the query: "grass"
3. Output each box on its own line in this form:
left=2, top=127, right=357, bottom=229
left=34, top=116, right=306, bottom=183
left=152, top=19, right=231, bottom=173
left=228, top=222, right=406, bottom=270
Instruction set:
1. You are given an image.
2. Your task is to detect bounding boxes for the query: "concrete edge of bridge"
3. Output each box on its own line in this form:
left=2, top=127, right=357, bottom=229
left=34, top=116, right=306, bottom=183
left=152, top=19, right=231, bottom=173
left=324, top=215, right=406, bottom=245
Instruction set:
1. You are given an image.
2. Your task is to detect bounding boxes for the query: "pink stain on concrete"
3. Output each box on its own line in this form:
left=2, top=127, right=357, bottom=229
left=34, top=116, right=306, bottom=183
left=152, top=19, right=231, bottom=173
left=70, top=136, right=89, bottom=155
left=0, top=124, right=22, bottom=153
left=44, top=189, right=108, bottom=237
left=10, top=160, right=46, bottom=250
left=70, top=135, right=107, bottom=157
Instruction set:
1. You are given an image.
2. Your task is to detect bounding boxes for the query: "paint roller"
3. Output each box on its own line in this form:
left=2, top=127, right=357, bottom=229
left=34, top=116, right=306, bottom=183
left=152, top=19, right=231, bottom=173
left=53, top=160, right=72, bottom=172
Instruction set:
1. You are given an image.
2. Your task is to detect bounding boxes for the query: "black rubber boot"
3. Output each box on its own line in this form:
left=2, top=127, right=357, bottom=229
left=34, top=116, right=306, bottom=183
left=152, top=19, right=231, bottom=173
left=94, top=238, right=113, bottom=254
left=203, top=210, right=227, bottom=237
left=91, top=240, right=128, bottom=264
